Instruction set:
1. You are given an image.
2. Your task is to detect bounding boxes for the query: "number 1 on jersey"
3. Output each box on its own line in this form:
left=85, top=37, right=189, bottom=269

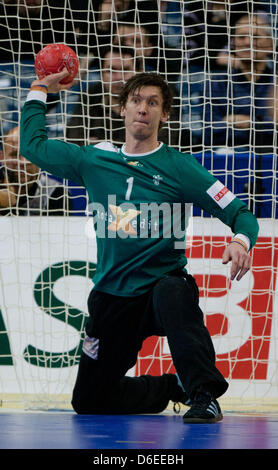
left=125, top=177, right=134, bottom=200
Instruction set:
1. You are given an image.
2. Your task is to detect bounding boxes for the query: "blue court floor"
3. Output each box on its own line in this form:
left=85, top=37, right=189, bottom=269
left=0, top=409, right=278, bottom=451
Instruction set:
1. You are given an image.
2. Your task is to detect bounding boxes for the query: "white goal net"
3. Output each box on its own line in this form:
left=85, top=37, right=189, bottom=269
left=0, top=0, right=277, bottom=411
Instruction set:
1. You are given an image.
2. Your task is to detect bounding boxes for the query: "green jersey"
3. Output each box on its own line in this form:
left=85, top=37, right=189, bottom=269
left=20, top=97, right=259, bottom=296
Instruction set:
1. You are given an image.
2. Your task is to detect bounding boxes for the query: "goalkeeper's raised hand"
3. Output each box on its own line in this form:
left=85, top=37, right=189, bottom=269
left=30, top=68, right=73, bottom=94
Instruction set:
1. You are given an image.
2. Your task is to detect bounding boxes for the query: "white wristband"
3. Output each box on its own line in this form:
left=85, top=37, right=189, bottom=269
left=232, top=233, right=250, bottom=251
left=26, top=90, right=47, bottom=103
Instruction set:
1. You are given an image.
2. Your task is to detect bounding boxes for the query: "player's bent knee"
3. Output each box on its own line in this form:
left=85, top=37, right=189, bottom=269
left=153, top=275, right=201, bottom=327
left=154, top=275, right=184, bottom=295
left=71, top=390, right=107, bottom=414
left=153, top=275, right=194, bottom=307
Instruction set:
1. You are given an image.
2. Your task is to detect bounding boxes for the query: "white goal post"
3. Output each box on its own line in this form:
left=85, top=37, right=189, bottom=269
left=0, top=0, right=278, bottom=411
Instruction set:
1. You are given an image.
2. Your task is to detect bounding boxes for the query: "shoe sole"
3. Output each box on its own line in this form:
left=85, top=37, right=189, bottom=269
left=183, top=412, right=223, bottom=424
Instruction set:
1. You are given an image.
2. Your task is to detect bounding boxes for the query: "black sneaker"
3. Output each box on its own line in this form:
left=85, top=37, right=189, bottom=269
left=182, top=389, right=223, bottom=423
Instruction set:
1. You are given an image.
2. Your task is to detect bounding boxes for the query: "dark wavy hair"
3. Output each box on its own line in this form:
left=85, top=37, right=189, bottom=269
left=118, top=72, right=173, bottom=115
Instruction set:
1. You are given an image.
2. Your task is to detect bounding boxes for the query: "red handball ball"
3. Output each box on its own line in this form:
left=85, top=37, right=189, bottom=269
left=35, top=43, right=79, bottom=84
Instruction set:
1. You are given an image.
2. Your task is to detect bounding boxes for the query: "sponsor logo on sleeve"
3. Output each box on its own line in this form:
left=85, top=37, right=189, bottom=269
left=206, top=181, right=235, bottom=209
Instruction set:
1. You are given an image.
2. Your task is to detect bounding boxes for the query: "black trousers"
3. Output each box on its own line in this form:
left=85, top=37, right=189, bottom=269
left=71, top=273, right=228, bottom=414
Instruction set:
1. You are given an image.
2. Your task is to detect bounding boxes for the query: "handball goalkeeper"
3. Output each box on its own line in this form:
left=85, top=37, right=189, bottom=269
left=20, top=68, right=258, bottom=423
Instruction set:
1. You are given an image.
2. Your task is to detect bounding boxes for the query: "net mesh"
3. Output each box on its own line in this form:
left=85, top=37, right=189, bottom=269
left=0, top=0, right=277, bottom=410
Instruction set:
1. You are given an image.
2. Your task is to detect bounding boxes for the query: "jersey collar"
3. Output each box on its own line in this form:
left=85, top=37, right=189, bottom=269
left=121, top=142, right=163, bottom=158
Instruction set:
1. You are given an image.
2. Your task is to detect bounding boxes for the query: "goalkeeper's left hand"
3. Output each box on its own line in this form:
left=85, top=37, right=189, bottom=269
left=222, top=242, right=251, bottom=281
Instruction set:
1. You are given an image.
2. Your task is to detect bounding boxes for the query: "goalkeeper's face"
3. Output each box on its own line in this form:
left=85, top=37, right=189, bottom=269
left=120, top=86, right=168, bottom=141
